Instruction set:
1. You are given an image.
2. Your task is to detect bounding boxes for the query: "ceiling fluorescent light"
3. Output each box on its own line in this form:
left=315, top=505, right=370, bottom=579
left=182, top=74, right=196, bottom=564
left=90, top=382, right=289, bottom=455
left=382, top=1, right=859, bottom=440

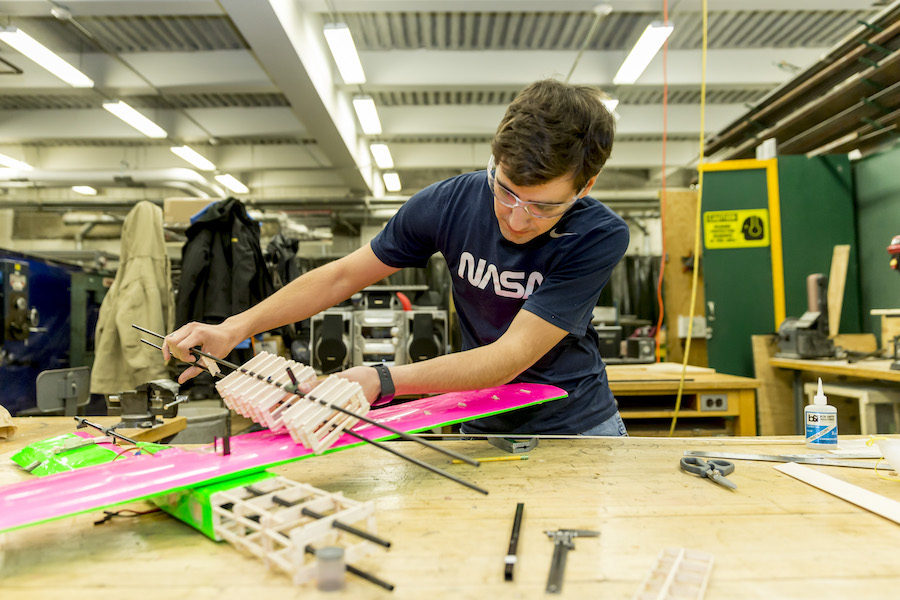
left=369, top=143, right=394, bottom=169
left=353, top=96, right=382, bottom=135
left=0, top=26, right=94, bottom=88
left=72, top=185, right=97, bottom=196
left=0, top=153, right=33, bottom=170
left=171, top=145, right=216, bottom=171
left=382, top=172, right=401, bottom=193
left=215, top=174, right=249, bottom=194
left=601, top=97, right=619, bottom=112
left=103, top=101, right=167, bottom=138
left=613, top=21, right=673, bottom=85
left=323, top=22, right=366, bottom=85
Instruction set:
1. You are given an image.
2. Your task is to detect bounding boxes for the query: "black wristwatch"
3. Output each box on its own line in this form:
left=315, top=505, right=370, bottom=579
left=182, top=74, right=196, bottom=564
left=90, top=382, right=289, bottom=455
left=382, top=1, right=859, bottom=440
left=371, top=363, right=395, bottom=404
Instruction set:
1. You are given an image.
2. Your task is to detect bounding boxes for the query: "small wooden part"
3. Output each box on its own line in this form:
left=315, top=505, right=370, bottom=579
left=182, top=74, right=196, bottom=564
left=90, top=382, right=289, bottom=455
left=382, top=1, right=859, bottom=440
left=871, top=309, right=900, bottom=351
left=832, top=333, right=878, bottom=353
left=632, top=547, right=714, bottom=600
left=774, top=462, right=900, bottom=525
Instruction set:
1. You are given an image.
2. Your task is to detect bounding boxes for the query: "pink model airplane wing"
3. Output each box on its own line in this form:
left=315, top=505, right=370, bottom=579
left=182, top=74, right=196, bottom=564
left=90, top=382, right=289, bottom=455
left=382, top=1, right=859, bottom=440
left=0, top=383, right=564, bottom=533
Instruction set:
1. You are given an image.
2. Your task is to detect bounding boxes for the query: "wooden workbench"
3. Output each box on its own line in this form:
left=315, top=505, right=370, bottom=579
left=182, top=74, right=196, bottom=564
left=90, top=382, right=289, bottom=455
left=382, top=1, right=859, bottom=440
left=769, top=357, right=900, bottom=384
left=770, top=357, right=900, bottom=434
left=2, top=419, right=900, bottom=599
left=607, top=363, right=758, bottom=436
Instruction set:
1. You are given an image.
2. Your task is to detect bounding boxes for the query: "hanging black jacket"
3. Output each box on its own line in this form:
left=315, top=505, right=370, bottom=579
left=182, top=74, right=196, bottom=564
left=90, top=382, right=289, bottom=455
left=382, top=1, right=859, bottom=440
left=175, top=197, right=274, bottom=327
left=264, top=232, right=301, bottom=290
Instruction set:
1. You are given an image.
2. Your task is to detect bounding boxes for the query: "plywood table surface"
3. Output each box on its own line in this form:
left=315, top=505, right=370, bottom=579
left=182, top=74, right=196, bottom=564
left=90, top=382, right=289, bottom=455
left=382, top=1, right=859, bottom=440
left=1, top=418, right=900, bottom=599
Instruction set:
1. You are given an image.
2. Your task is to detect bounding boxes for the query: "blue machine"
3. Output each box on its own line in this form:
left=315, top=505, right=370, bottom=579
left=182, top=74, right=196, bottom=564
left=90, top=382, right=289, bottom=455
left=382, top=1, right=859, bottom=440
left=0, top=249, right=109, bottom=415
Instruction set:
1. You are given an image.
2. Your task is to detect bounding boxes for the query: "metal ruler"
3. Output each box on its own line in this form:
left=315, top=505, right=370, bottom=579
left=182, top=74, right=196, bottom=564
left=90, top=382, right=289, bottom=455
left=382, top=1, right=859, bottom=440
left=684, top=450, right=886, bottom=470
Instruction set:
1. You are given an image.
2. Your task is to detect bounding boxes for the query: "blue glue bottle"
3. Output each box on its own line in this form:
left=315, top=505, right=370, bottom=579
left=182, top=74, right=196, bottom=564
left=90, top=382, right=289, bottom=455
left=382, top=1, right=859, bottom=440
left=805, top=378, right=837, bottom=449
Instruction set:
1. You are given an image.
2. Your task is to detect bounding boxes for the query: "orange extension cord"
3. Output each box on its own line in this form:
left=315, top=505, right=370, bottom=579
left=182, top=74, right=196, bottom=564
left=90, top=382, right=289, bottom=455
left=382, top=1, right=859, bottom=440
left=654, top=0, right=670, bottom=362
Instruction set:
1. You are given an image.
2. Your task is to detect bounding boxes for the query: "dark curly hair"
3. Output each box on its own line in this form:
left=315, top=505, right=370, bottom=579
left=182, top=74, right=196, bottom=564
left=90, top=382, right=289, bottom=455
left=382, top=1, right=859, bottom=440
left=490, top=79, right=615, bottom=193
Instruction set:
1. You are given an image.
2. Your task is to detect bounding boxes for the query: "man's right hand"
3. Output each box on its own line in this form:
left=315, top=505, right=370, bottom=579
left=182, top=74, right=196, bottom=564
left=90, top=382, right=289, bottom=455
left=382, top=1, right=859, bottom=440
left=162, top=318, right=246, bottom=384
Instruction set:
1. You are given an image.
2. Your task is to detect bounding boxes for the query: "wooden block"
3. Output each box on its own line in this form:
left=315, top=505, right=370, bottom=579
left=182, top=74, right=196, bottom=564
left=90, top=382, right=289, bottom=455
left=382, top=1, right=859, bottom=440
left=833, top=333, right=878, bottom=353
left=117, top=417, right=187, bottom=443
left=827, top=244, right=850, bottom=338
left=752, top=334, right=794, bottom=435
left=875, top=312, right=900, bottom=351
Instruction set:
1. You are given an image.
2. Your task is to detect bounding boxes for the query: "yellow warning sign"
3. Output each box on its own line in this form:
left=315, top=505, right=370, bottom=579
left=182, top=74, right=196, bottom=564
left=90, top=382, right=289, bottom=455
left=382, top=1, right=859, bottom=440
left=703, top=209, right=770, bottom=249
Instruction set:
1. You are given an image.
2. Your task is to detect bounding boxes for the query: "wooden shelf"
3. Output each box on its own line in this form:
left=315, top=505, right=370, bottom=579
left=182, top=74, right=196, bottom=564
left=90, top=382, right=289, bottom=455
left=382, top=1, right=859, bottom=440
left=608, top=363, right=759, bottom=436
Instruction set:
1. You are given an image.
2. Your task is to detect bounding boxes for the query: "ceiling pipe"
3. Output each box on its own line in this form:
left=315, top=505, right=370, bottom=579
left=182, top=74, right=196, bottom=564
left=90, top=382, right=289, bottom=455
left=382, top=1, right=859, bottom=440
left=0, top=168, right=225, bottom=198
left=0, top=198, right=162, bottom=210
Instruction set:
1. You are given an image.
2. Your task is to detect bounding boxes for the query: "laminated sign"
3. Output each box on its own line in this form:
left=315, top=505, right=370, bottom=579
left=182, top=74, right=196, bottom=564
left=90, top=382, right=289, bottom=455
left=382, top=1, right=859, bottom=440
left=703, top=209, right=770, bottom=249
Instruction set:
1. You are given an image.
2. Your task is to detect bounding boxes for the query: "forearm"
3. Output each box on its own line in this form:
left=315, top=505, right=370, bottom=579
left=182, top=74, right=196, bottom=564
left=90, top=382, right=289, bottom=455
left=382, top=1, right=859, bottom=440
left=331, top=338, right=533, bottom=406
left=391, top=344, right=526, bottom=395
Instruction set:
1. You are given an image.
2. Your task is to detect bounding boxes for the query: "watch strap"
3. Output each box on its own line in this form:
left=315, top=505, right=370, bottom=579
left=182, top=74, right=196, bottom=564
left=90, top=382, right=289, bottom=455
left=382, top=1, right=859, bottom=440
left=371, top=363, right=395, bottom=406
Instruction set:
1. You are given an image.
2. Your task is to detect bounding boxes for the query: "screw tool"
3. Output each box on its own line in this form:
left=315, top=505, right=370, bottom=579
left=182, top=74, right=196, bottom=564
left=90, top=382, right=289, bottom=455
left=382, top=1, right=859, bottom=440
left=544, top=528, right=599, bottom=593
left=74, top=416, right=139, bottom=445
left=504, top=502, right=524, bottom=581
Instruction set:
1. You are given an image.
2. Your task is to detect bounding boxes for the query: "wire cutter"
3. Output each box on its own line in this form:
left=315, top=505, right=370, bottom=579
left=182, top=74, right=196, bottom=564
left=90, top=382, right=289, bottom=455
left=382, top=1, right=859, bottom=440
left=680, top=456, right=737, bottom=490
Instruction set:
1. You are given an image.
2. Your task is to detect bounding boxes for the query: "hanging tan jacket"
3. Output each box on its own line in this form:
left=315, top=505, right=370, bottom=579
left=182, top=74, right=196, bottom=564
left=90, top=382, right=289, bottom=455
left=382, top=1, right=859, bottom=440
left=90, top=201, right=174, bottom=394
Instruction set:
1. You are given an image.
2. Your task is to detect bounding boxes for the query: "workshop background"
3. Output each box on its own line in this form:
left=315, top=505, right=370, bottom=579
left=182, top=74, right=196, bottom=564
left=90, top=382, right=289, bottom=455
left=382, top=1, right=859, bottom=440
left=1, top=1, right=899, bottom=430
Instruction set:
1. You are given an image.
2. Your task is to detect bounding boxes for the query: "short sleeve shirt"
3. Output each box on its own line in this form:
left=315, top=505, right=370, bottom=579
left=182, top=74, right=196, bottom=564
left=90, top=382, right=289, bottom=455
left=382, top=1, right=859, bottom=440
left=370, top=170, right=630, bottom=434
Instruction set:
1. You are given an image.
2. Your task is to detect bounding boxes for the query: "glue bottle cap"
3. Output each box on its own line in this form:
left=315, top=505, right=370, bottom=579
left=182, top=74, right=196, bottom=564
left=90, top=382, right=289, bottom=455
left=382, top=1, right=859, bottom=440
left=813, top=377, right=827, bottom=406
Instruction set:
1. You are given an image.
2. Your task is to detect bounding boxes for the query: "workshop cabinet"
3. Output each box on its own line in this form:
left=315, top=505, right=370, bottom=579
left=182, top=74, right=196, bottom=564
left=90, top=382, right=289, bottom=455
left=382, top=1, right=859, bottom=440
left=699, top=155, right=860, bottom=377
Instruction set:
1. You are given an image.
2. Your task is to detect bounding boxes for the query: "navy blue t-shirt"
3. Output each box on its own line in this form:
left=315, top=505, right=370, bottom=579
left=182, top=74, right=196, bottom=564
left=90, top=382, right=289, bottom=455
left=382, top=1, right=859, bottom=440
left=370, top=170, right=630, bottom=434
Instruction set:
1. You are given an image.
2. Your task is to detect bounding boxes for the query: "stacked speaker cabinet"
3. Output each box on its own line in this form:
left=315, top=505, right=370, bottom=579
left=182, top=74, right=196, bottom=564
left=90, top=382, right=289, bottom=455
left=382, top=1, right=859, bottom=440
left=309, top=310, right=353, bottom=374
left=406, top=309, right=448, bottom=363
left=311, top=307, right=449, bottom=373
left=351, top=308, right=449, bottom=368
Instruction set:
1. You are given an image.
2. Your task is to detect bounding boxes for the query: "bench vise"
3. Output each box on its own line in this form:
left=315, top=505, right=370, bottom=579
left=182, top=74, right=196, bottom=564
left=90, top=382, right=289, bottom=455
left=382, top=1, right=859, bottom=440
left=107, top=380, right=186, bottom=429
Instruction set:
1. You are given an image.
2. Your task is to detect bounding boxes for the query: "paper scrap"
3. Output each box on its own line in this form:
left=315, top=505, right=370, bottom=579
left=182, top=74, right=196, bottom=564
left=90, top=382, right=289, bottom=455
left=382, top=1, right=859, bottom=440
left=0, top=404, right=16, bottom=440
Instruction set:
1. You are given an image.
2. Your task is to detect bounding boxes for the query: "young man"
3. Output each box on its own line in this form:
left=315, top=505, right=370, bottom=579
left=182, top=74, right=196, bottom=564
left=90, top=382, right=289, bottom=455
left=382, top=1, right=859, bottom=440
left=164, top=79, right=630, bottom=436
